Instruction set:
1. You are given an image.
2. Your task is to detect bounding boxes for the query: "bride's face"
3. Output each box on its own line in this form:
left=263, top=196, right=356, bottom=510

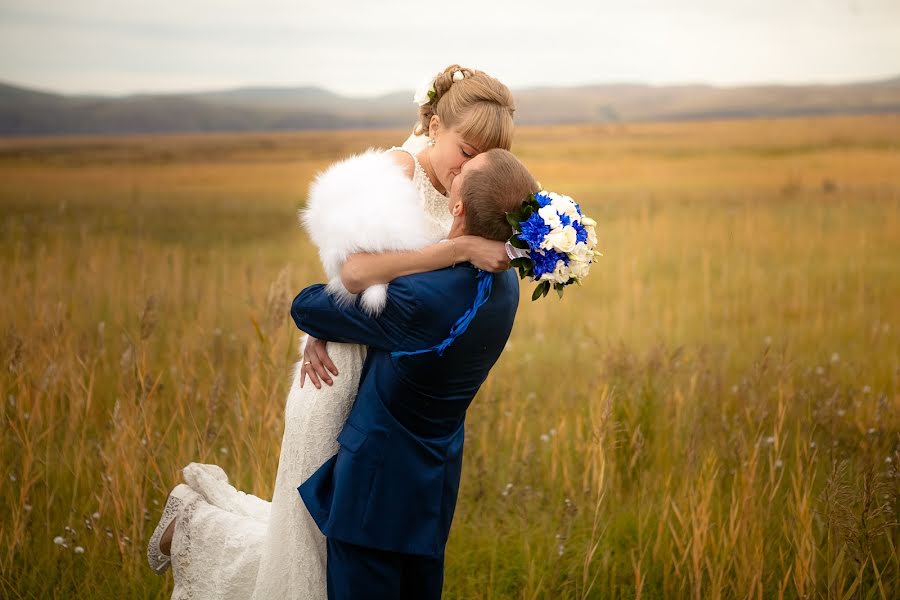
left=427, top=118, right=481, bottom=194
left=448, top=152, right=488, bottom=207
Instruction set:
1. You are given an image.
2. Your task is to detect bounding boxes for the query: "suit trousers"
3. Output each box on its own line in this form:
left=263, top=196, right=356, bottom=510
left=326, top=537, right=445, bottom=600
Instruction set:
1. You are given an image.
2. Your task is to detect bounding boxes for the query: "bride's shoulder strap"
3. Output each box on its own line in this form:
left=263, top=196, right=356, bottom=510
left=385, top=147, right=415, bottom=180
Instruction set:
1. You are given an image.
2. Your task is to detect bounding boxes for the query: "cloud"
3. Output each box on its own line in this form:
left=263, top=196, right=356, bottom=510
left=1, top=0, right=898, bottom=95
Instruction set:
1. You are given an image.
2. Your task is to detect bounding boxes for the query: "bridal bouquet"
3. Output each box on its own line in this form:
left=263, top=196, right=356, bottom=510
left=505, top=190, right=600, bottom=300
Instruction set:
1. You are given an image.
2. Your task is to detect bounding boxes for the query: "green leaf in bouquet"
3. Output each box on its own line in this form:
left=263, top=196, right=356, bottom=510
left=505, top=212, right=520, bottom=229
left=510, top=257, right=530, bottom=269
left=555, top=283, right=565, bottom=299
left=531, top=281, right=548, bottom=301
left=542, top=281, right=551, bottom=298
left=509, top=236, right=530, bottom=250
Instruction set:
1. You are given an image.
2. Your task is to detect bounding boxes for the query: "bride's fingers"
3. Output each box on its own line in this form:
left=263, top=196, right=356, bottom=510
left=309, top=346, right=333, bottom=386
left=305, top=363, right=322, bottom=389
left=302, top=344, right=324, bottom=389
left=315, top=340, right=337, bottom=375
left=311, top=339, right=339, bottom=376
left=320, top=349, right=339, bottom=377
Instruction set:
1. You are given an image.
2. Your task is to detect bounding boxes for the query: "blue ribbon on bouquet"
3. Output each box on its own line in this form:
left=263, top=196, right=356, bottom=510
left=391, top=270, right=493, bottom=358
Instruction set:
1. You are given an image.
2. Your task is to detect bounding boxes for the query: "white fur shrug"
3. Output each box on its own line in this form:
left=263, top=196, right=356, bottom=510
left=300, top=148, right=440, bottom=314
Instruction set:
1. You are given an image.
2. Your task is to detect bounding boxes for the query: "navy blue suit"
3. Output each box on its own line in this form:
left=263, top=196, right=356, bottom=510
left=290, top=264, right=519, bottom=599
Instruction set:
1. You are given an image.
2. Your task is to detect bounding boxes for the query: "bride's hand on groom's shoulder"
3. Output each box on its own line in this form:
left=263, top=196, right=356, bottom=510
left=458, top=236, right=511, bottom=273
left=301, top=336, right=339, bottom=389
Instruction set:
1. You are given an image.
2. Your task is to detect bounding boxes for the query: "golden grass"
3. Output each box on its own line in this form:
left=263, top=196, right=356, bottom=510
left=1, top=115, right=899, bottom=598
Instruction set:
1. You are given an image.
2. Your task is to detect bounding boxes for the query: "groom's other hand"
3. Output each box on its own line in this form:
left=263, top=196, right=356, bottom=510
left=459, top=236, right=510, bottom=272
left=300, top=336, right=339, bottom=389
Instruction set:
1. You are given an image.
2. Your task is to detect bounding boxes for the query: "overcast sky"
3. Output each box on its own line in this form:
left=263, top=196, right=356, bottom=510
left=1, top=0, right=898, bottom=97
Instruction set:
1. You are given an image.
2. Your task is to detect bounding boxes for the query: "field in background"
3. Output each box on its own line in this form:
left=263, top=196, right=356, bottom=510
left=1, top=116, right=899, bottom=598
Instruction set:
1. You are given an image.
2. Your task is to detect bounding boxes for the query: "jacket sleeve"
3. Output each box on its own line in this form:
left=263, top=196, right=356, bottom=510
left=290, top=279, right=420, bottom=351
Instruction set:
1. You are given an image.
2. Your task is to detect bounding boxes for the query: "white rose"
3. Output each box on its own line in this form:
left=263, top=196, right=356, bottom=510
left=538, top=205, right=561, bottom=229
left=569, top=258, right=592, bottom=279
left=550, top=196, right=579, bottom=221
left=539, top=227, right=557, bottom=251
left=552, top=260, right=570, bottom=284
left=581, top=216, right=596, bottom=227
left=584, top=224, right=598, bottom=247
left=413, top=72, right=439, bottom=106
left=571, top=241, right=593, bottom=263
left=544, top=225, right=578, bottom=253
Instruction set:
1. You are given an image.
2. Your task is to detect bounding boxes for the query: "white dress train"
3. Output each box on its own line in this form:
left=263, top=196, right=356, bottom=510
left=166, top=134, right=452, bottom=600
left=171, top=342, right=366, bottom=599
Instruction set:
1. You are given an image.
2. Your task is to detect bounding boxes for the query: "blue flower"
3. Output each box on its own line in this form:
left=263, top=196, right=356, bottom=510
left=534, top=192, right=553, bottom=208
left=532, top=249, right=568, bottom=278
left=560, top=213, right=571, bottom=227
left=517, top=213, right=550, bottom=250
left=573, top=220, right=588, bottom=243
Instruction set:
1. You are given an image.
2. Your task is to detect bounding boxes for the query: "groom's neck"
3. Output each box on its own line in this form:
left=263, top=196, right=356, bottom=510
left=447, top=218, right=467, bottom=239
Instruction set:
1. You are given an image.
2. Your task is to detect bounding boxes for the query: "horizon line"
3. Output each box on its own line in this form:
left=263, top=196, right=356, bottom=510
left=2, top=72, right=899, bottom=100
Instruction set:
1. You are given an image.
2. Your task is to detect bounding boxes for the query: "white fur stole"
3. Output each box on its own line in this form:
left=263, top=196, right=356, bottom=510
left=300, top=149, right=436, bottom=314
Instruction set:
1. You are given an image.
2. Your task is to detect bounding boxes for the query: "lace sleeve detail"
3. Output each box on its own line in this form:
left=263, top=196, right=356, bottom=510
left=385, top=147, right=453, bottom=241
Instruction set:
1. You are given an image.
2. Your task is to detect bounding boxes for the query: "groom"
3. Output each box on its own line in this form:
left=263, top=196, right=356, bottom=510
left=290, top=149, right=539, bottom=599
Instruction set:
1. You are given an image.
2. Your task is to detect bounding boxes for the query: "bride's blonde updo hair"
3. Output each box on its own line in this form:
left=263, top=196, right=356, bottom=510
left=415, top=64, right=515, bottom=151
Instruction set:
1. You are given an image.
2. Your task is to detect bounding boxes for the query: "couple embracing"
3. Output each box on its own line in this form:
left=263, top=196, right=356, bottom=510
left=147, top=64, right=575, bottom=599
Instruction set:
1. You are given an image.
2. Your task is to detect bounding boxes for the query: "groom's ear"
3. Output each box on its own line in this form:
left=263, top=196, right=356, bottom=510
left=450, top=198, right=466, bottom=218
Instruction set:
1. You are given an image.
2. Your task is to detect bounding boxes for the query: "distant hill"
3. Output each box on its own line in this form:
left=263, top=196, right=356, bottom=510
left=1, top=76, right=899, bottom=136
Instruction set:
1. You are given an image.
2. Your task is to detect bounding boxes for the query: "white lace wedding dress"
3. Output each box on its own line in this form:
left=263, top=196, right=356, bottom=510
left=166, top=133, right=452, bottom=599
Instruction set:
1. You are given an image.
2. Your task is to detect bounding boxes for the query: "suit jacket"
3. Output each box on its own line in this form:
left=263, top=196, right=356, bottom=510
left=291, top=264, right=519, bottom=558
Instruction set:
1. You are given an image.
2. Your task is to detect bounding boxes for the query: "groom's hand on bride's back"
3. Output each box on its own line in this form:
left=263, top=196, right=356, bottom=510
left=300, top=336, right=339, bottom=389
left=458, top=236, right=510, bottom=272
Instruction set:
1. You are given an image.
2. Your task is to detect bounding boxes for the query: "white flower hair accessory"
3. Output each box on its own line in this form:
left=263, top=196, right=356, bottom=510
left=452, top=70, right=465, bottom=82
left=413, top=72, right=441, bottom=106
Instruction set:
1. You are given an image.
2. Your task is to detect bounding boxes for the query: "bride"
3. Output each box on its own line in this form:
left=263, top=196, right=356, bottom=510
left=146, top=64, right=518, bottom=599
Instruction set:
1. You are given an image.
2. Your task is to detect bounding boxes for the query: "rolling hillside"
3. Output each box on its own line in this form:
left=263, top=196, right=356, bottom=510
left=1, top=76, right=899, bottom=136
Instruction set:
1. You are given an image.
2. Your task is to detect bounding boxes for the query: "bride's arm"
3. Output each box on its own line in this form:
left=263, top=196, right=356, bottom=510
left=341, top=236, right=509, bottom=294
left=336, top=148, right=511, bottom=294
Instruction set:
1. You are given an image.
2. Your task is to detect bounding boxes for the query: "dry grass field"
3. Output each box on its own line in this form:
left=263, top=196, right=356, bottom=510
left=1, top=115, right=899, bottom=598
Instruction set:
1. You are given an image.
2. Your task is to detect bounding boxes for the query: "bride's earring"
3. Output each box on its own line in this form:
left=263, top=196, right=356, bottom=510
left=427, top=137, right=435, bottom=147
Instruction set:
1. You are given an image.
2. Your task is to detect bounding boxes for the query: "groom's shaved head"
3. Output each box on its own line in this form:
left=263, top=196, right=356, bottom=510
left=460, top=149, right=539, bottom=242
